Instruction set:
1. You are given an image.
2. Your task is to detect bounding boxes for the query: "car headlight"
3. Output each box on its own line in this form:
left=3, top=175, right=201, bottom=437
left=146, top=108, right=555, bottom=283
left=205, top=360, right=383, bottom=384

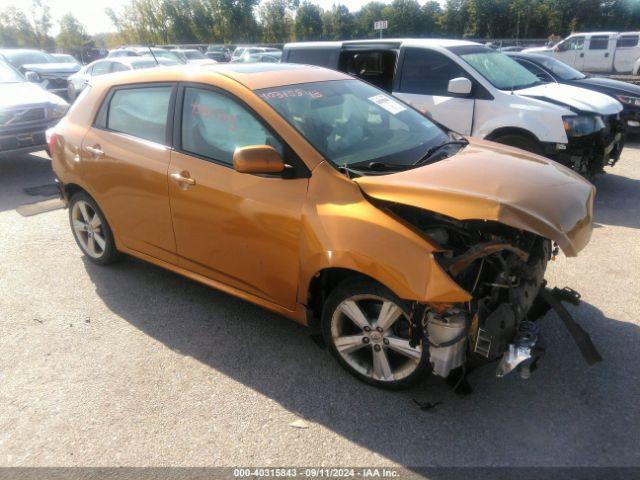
left=615, top=94, right=640, bottom=107
left=49, top=102, right=69, bottom=119
left=562, top=115, right=605, bottom=137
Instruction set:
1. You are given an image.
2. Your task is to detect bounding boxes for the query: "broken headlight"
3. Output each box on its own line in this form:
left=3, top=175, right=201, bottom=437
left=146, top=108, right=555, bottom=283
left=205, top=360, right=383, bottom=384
left=562, top=114, right=605, bottom=137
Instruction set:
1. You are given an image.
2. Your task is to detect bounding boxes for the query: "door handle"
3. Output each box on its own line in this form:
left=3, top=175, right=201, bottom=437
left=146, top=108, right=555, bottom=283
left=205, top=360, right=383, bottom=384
left=579, top=53, right=584, bottom=58
left=170, top=171, right=196, bottom=190
left=85, top=145, right=104, bottom=158
left=605, top=52, right=610, bottom=57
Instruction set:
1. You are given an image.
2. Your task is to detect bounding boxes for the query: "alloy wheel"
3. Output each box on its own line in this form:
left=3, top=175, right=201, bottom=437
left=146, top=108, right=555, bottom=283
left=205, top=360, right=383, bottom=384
left=71, top=200, right=106, bottom=259
left=330, top=295, right=422, bottom=383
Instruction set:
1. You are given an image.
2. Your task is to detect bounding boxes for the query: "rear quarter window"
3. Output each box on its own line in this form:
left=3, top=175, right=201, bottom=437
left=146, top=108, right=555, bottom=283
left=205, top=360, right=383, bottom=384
left=105, top=86, right=173, bottom=144
left=617, top=35, right=639, bottom=48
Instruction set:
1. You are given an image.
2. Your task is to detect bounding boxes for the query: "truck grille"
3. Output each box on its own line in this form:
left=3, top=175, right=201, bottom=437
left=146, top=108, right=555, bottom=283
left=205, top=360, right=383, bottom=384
left=0, top=107, right=46, bottom=127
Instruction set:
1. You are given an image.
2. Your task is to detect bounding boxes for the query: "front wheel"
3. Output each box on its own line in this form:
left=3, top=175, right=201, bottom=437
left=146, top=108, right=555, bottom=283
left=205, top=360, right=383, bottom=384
left=322, top=279, right=430, bottom=389
left=69, top=192, right=120, bottom=265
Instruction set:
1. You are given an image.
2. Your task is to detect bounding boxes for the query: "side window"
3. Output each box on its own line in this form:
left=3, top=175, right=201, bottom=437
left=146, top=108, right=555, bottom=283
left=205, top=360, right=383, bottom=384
left=516, top=59, right=554, bottom=82
left=181, top=87, right=282, bottom=166
left=92, top=61, right=112, bottom=76
left=111, top=62, right=129, bottom=72
left=399, top=48, right=471, bottom=96
left=589, top=36, right=609, bottom=50
left=286, top=48, right=339, bottom=68
left=617, top=35, right=639, bottom=48
left=107, top=86, right=172, bottom=144
left=570, top=36, right=585, bottom=50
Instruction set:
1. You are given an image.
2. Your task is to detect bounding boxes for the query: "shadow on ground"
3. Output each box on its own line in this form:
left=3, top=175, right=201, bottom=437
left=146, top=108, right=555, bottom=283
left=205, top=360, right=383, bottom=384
left=0, top=152, right=55, bottom=213
left=83, top=254, right=640, bottom=467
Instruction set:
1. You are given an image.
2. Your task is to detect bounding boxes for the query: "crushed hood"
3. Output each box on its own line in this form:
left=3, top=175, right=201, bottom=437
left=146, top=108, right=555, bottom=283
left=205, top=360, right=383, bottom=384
left=516, top=83, right=623, bottom=115
left=22, top=62, right=81, bottom=75
left=354, top=138, right=595, bottom=257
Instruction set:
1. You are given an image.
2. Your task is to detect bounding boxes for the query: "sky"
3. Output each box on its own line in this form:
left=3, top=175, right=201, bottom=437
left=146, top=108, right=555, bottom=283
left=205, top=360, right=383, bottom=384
left=0, top=0, right=441, bottom=35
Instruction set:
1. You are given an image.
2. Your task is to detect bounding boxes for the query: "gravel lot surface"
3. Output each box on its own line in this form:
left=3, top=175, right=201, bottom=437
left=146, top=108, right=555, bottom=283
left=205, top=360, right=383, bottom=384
left=0, top=144, right=638, bottom=469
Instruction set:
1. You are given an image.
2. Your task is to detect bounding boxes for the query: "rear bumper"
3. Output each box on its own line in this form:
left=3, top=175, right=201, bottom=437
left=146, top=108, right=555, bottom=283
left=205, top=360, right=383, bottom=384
left=0, top=119, right=60, bottom=155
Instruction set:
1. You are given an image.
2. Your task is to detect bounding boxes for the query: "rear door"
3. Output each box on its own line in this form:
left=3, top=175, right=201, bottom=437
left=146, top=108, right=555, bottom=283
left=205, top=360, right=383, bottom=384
left=80, top=83, right=178, bottom=263
left=583, top=35, right=613, bottom=72
left=393, top=47, right=474, bottom=135
left=614, top=34, right=640, bottom=73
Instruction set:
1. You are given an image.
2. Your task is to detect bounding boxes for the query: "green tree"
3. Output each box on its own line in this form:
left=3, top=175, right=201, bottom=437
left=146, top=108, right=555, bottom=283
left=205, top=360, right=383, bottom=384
left=56, top=13, right=90, bottom=54
left=322, top=4, right=353, bottom=40
left=0, top=6, right=38, bottom=47
left=353, top=1, right=386, bottom=38
left=422, top=1, right=442, bottom=35
left=31, top=0, right=53, bottom=49
left=294, top=1, right=322, bottom=40
left=259, top=0, right=293, bottom=42
left=382, top=0, right=424, bottom=36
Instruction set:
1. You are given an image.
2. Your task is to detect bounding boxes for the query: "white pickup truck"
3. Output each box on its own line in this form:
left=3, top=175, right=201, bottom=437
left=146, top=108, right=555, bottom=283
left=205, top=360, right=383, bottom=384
left=525, top=32, right=640, bottom=74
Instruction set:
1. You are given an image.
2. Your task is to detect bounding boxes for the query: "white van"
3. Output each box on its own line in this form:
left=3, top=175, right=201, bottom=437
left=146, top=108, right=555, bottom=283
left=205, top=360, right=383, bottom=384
left=282, top=39, right=624, bottom=176
left=525, top=32, right=640, bottom=74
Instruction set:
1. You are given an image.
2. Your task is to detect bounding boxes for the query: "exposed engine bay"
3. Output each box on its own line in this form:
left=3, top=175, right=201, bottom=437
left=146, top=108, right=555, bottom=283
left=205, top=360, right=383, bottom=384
left=385, top=202, right=601, bottom=382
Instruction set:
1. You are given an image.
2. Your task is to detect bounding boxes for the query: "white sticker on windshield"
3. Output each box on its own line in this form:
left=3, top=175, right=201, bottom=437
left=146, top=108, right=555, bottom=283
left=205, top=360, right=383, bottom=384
left=368, top=94, right=406, bottom=115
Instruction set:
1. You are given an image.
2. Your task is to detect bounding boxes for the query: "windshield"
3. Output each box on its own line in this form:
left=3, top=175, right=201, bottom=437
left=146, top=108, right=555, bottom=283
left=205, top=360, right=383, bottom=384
left=184, top=50, right=206, bottom=59
left=53, top=54, right=77, bottom=63
left=535, top=55, right=586, bottom=80
left=450, top=46, right=543, bottom=90
left=6, top=50, right=55, bottom=66
left=0, top=60, right=24, bottom=83
left=258, top=80, right=449, bottom=168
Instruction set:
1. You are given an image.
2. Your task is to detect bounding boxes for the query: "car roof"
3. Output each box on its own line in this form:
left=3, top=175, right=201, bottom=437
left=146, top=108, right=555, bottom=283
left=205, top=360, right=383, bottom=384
left=285, top=38, right=479, bottom=49
left=90, top=62, right=350, bottom=90
left=506, top=52, right=550, bottom=61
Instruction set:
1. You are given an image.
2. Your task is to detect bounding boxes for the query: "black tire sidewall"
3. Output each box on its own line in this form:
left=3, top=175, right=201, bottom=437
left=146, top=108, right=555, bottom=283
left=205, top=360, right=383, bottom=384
left=68, top=192, right=120, bottom=265
left=321, top=278, right=430, bottom=390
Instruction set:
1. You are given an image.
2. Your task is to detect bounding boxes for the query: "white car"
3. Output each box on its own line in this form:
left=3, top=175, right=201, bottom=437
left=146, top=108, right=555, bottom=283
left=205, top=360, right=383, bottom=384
left=524, top=32, right=640, bottom=74
left=170, top=48, right=217, bottom=65
left=283, top=39, right=624, bottom=176
left=67, top=56, right=180, bottom=101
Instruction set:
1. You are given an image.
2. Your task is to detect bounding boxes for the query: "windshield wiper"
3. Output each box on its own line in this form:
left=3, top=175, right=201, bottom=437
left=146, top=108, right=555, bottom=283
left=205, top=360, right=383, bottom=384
left=413, top=140, right=468, bottom=166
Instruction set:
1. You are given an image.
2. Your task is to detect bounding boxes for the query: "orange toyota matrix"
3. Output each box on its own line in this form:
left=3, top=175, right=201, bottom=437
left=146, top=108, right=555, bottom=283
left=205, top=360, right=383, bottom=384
left=51, top=63, right=597, bottom=389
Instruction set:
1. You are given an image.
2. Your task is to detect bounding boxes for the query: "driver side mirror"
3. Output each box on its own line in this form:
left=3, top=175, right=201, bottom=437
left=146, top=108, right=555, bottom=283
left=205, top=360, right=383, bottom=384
left=25, top=71, right=39, bottom=82
left=233, top=145, right=285, bottom=174
left=447, top=77, right=473, bottom=96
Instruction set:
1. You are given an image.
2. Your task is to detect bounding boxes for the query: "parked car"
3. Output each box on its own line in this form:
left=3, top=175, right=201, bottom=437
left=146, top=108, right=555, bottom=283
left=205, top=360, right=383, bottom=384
left=170, top=48, right=216, bottom=65
left=206, top=46, right=231, bottom=62
left=67, top=56, right=180, bottom=101
left=205, top=51, right=230, bottom=62
left=283, top=39, right=624, bottom=177
left=0, top=58, right=68, bottom=155
left=524, top=32, right=640, bottom=74
left=0, top=49, right=81, bottom=98
left=231, top=46, right=280, bottom=62
left=508, top=51, right=640, bottom=135
left=50, top=63, right=596, bottom=389
left=107, top=47, right=186, bottom=65
left=51, top=53, right=80, bottom=65
left=232, top=51, right=281, bottom=63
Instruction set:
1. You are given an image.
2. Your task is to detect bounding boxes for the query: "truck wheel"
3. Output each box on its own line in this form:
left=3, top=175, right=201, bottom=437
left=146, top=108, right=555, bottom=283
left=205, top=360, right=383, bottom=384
left=322, top=278, right=430, bottom=389
left=492, top=134, right=543, bottom=156
left=69, top=192, right=121, bottom=265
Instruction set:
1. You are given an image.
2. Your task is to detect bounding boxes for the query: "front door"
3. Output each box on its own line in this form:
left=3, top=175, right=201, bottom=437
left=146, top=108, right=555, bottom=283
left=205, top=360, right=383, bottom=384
left=393, top=47, right=474, bottom=135
left=80, top=84, right=177, bottom=263
left=168, top=86, right=308, bottom=309
left=553, top=36, right=585, bottom=69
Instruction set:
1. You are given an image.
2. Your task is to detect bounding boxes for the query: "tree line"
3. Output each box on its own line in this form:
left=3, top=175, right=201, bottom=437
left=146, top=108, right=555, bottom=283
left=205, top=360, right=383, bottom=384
left=1, top=0, right=640, bottom=54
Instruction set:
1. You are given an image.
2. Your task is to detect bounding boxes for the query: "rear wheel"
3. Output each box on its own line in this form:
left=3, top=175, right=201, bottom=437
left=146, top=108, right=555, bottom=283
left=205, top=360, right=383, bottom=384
left=492, top=133, right=543, bottom=155
left=322, top=279, right=430, bottom=389
left=69, top=192, right=120, bottom=265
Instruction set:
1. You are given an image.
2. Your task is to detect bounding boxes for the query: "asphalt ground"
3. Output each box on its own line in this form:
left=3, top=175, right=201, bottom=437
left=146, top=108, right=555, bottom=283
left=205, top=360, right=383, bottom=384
left=0, top=143, right=638, bottom=470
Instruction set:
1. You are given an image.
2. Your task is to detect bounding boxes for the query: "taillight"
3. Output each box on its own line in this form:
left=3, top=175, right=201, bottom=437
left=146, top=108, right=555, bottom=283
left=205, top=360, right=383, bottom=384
left=46, top=128, right=57, bottom=158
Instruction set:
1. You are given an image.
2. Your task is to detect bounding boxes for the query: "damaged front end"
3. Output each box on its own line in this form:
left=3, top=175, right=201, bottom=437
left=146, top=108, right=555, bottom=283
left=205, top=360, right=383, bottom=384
left=387, top=204, right=601, bottom=382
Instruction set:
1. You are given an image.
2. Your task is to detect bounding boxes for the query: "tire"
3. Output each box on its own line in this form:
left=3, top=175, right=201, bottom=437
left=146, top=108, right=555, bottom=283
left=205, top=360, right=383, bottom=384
left=492, top=133, right=543, bottom=156
left=68, top=192, right=121, bottom=265
left=322, top=278, right=430, bottom=389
